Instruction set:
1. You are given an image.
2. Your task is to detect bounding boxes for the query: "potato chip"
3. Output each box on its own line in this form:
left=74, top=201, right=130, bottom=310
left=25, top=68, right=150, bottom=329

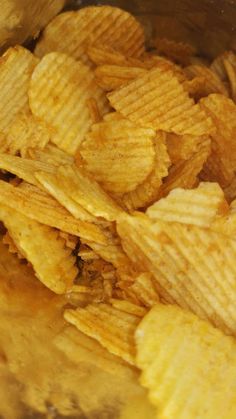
left=2, top=110, right=51, bottom=157
left=86, top=98, right=102, bottom=124
left=136, top=304, right=236, bottom=419
left=64, top=303, right=141, bottom=364
left=0, top=204, right=78, bottom=294
left=79, top=118, right=156, bottom=194
left=35, top=7, right=145, bottom=63
left=58, top=231, right=79, bottom=251
left=2, top=232, right=25, bottom=260
left=0, top=179, right=105, bottom=243
left=117, top=211, right=236, bottom=335
left=94, top=65, right=146, bottom=91
left=122, top=132, right=171, bottom=210
left=87, top=45, right=143, bottom=67
left=128, top=272, right=160, bottom=307
left=108, top=68, right=214, bottom=136
left=223, top=58, right=236, bottom=101
left=158, top=137, right=211, bottom=198
left=166, top=132, right=208, bottom=164
left=109, top=299, right=147, bottom=317
left=185, top=65, right=229, bottom=96
left=224, top=177, right=236, bottom=202
left=211, top=50, right=236, bottom=81
left=27, top=143, right=73, bottom=167
left=147, top=182, right=227, bottom=227
left=0, top=46, right=38, bottom=134
left=182, top=76, right=206, bottom=99
left=29, top=52, right=109, bottom=155
left=152, top=37, right=196, bottom=65
left=0, top=152, right=55, bottom=187
left=200, top=94, right=236, bottom=187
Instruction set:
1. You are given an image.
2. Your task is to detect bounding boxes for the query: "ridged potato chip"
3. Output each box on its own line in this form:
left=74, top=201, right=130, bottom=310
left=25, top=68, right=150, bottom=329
left=200, top=94, right=236, bottom=187
left=0, top=204, right=78, bottom=294
left=124, top=272, right=160, bottom=308
left=0, top=46, right=38, bottom=135
left=110, top=299, right=147, bottom=317
left=2, top=110, right=51, bottom=157
left=27, top=143, right=73, bottom=167
left=152, top=37, right=196, bottom=65
left=64, top=303, right=141, bottom=364
left=108, top=68, right=214, bottom=136
left=185, top=65, right=229, bottom=97
left=0, top=180, right=105, bottom=243
left=87, top=45, right=143, bottom=67
left=210, top=50, right=236, bottom=81
left=166, top=132, right=208, bottom=164
left=117, top=206, right=236, bottom=335
left=182, top=76, right=207, bottom=99
left=79, top=118, right=156, bottom=194
left=122, top=132, right=171, bottom=210
left=223, top=58, right=236, bottom=102
left=86, top=98, right=102, bottom=124
left=94, top=65, right=146, bottom=91
left=29, top=52, right=109, bottom=155
left=136, top=304, right=236, bottom=419
left=35, top=6, right=145, bottom=64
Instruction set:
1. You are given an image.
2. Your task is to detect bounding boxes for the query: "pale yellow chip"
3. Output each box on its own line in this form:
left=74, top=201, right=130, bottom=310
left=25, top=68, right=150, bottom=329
left=35, top=7, right=145, bottom=63
left=94, top=65, right=147, bottom=91
left=109, top=299, right=147, bottom=317
left=27, top=143, right=74, bottom=166
left=0, top=46, right=38, bottom=135
left=0, top=180, right=105, bottom=244
left=152, top=37, right=196, bottom=65
left=0, top=204, right=78, bottom=294
left=166, top=132, right=208, bottom=164
left=147, top=182, right=227, bottom=228
left=29, top=52, right=109, bottom=155
left=108, top=68, right=214, bottom=136
left=79, top=118, right=156, bottom=194
left=200, top=94, right=236, bottom=187
left=158, top=137, right=211, bottom=198
left=122, top=132, right=171, bottom=210
left=136, top=304, right=236, bottom=419
left=2, top=110, right=51, bottom=157
left=64, top=303, right=141, bottom=364
left=117, top=210, right=236, bottom=335
left=185, top=64, right=229, bottom=96
left=124, top=272, right=160, bottom=308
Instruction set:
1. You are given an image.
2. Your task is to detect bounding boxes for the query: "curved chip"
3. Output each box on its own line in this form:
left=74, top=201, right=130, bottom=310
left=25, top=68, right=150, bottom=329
left=152, top=37, right=196, bottom=65
left=94, top=65, right=146, bottom=91
left=29, top=52, right=109, bottom=155
left=136, top=304, right=236, bottom=419
left=79, top=118, right=156, bottom=194
left=166, top=132, right=208, bottom=164
left=185, top=64, right=229, bottom=97
left=108, top=67, right=214, bottom=136
left=35, top=6, right=145, bottom=64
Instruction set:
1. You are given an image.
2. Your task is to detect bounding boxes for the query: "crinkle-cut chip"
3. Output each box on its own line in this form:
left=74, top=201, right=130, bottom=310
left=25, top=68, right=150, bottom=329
left=185, top=64, right=229, bottom=97
left=64, top=303, right=140, bottom=364
left=223, top=58, right=236, bottom=102
left=135, top=304, right=236, bottom=419
left=211, top=50, right=236, bottom=81
left=51, top=164, right=124, bottom=222
left=2, top=232, right=25, bottom=260
left=0, top=180, right=105, bottom=243
left=182, top=76, right=206, bottom=99
left=34, top=7, right=145, bottom=63
left=28, top=143, right=73, bottom=167
left=166, top=132, right=208, bottom=164
left=87, top=45, right=144, bottom=67
left=200, top=94, right=236, bottom=187
left=86, top=98, right=102, bottom=123
left=158, top=137, right=211, bottom=199
left=3, top=110, right=51, bottom=157
left=0, top=152, right=56, bottom=187
left=109, top=299, right=147, bottom=317
left=0, top=46, right=38, bottom=135
left=108, top=68, right=214, bottom=136
left=147, top=182, right=228, bottom=228
left=68, top=285, right=105, bottom=305
left=79, top=119, right=156, bottom=194
left=103, top=112, right=124, bottom=122
left=152, top=37, right=196, bottom=65
left=122, top=132, right=171, bottom=210
left=128, top=272, right=160, bottom=308
left=0, top=204, right=78, bottom=294
left=29, top=52, right=109, bottom=156
left=117, top=212, right=236, bottom=335
left=94, top=65, right=147, bottom=91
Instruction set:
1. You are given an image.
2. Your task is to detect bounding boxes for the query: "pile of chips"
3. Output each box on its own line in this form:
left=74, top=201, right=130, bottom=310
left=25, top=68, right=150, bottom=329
left=1, top=5, right=236, bottom=418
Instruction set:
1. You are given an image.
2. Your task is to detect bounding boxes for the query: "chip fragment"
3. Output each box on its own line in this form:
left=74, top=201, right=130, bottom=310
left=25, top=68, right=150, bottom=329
left=64, top=303, right=141, bottom=364
left=136, top=304, right=236, bottom=419
left=166, top=132, right=208, bottom=164
left=152, top=37, right=196, bottom=65
left=29, top=52, right=109, bottom=155
left=185, top=64, right=229, bottom=97
left=35, top=6, right=145, bottom=63
left=94, top=65, right=146, bottom=91
left=108, top=67, right=214, bottom=136
left=79, top=118, right=156, bottom=194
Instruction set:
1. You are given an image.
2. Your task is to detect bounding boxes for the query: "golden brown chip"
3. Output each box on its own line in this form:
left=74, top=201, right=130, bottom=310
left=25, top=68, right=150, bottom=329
left=0, top=204, right=78, bottom=294
left=27, top=143, right=73, bottom=166
left=64, top=303, right=141, bottom=364
left=136, top=304, right=236, bottom=419
left=200, top=94, right=236, bottom=187
left=122, top=132, right=171, bottom=210
left=29, top=52, right=109, bottom=155
left=182, top=76, right=206, bottom=99
left=35, top=7, right=145, bottom=63
left=87, top=45, right=143, bottom=67
left=3, top=110, right=51, bottom=157
left=211, top=50, right=236, bottom=81
left=0, top=180, right=105, bottom=243
left=86, top=98, right=102, bottom=123
left=109, top=299, right=147, bottom=317
left=108, top=68, right=214, bottom=136
left=223, top=57, right=236, bottom=102
left=94, top=65, right=146, bottom=91
left=128, top=272, right=160, bottom=307
left=166, top=132, right=208, bottom=164
left=185, top=64, right=229, bottom=97
left=79, top=118, right=156, bottom=194
left=0, top=46, right=38, bottom=135
left=152, top=37, right=196, bottom=65
left=2, top=232, right=25, bottom=260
